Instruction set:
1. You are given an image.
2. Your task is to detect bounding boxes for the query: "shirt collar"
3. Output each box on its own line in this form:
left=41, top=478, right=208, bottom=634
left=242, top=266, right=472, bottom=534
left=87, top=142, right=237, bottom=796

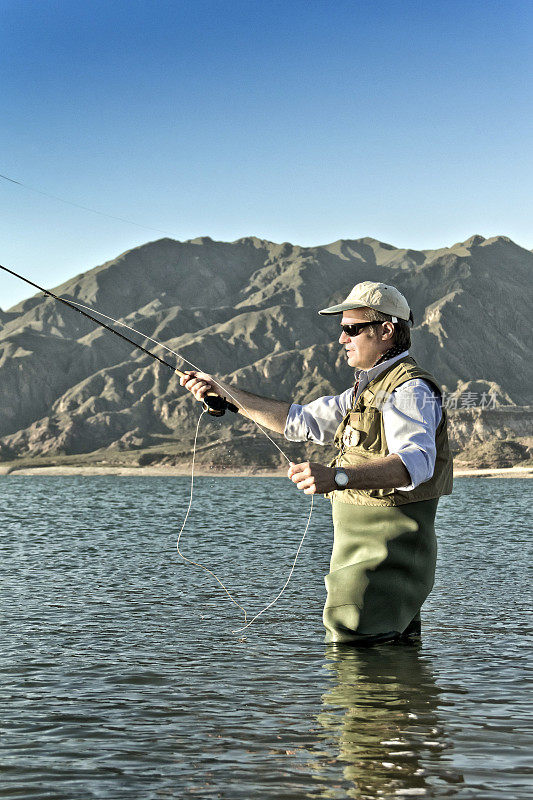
left=354, top=350, right=409, bottom=384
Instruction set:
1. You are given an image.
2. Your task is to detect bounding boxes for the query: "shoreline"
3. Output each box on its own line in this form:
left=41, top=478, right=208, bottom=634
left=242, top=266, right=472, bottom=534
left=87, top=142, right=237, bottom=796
left=0, top=465, right=531, bottom=478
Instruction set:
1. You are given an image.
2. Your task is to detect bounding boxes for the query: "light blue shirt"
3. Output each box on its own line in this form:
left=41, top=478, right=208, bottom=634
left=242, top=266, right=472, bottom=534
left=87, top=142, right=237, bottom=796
left=284, top=351, right=442, bottom=491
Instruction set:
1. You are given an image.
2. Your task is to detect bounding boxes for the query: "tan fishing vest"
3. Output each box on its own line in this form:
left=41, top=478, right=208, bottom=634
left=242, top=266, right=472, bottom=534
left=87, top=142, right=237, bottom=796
left=331, top=356, right=453, bottom=506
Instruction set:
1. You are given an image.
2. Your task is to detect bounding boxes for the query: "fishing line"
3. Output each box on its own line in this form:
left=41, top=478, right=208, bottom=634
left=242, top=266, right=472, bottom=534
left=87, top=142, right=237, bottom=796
left=62, top=299, right=315, bottom=630
left=178, top=408, right=314, bottom=635
left=66, top=299, right=291, bottom=464
left=0, top=262, right=314, bottom=631
left=0, top=172, right=176, bottom=237
left=232, top=493, right=314, bottom=634
left=177, top=409, right=249, bottom=623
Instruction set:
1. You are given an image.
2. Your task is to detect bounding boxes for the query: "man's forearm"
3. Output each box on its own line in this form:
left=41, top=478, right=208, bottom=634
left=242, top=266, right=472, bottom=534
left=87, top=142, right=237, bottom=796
left=179, top=371, right=291, bottom=435
left=288, top=454, right=413, bottom=495
left=219, top=383, right=291, bottom=435
left=344, top=454, right=411, bottom=490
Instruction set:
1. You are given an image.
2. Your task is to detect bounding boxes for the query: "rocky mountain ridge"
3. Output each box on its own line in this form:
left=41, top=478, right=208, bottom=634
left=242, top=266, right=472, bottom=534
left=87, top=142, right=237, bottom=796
left=0, top=234, right=531, bottom=469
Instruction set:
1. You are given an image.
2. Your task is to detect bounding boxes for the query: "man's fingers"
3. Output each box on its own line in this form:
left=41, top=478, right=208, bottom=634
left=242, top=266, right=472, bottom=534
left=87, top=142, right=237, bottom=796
left=179, top=370, right=213, bottom=388
left=180, top=373, right=213, bottom=394
left=185, top=379, right=202, bottom=394
left=191, top=382, right=212, bottom=401
left=288, top=461, right=310, bottom=480
left=291, top=469, right=311, bottom=484
left=179, top=373, right=220, bottom=404
left=178, top=370, right=197, bottom=386
left=296, top=476, right=315, bottom=490
left=185, top=378, right=204, bottom=391
left=288, top=461, right=332, bottom=494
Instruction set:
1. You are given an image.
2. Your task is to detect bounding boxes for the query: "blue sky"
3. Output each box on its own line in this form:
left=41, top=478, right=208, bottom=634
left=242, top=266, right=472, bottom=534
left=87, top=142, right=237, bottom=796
left=1, top=0, right=532, bottom=309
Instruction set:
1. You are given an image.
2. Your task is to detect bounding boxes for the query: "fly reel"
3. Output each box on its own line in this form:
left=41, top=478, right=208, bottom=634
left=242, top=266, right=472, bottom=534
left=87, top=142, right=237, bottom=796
left=202, top=393, right=239, bottom=417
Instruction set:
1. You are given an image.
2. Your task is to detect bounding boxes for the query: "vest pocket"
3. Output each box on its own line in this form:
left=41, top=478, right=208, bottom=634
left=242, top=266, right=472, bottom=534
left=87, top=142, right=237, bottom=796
left=348, top=407, right=381, bottom=451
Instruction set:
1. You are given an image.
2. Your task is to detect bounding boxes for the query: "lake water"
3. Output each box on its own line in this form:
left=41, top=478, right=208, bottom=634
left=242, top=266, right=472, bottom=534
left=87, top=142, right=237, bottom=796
left=1, top=476, right=531, bottom=799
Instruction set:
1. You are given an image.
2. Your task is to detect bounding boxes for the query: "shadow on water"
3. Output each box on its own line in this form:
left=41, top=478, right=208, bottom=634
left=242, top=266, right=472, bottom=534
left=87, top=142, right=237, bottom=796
left=314, top=642, right=464, bottom=798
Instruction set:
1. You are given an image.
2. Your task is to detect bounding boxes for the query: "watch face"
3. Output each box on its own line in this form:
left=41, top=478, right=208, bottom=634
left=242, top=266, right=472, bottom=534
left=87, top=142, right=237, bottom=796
left=335, top=470, right=349, bottom=487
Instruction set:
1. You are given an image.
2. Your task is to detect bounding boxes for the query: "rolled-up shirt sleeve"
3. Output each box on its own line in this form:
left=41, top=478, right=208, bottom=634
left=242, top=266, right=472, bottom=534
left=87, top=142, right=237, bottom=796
left=284, top=387, right=354, bottom=445
left=383, top=379, right=442, bottom=490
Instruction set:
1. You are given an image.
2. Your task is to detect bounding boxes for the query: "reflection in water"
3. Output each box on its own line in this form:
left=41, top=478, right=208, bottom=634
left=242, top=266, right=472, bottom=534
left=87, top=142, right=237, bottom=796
left=2, top=478, right=529, bottom=798
left=314, top=642, right=464, bottom=799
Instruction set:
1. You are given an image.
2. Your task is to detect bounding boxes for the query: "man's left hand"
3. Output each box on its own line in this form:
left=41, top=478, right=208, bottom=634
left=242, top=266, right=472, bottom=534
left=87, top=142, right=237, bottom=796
left=288, top=461, right=337, bottom=495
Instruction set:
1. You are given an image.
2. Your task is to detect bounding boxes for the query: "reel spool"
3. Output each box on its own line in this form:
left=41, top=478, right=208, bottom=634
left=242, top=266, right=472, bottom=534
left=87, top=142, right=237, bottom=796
left=202, top=393, right=239, bottom=417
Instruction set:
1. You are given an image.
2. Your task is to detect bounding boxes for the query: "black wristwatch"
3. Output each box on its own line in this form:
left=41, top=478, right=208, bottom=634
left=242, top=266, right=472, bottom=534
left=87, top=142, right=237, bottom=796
left=334, top=468, right=350, bottom=489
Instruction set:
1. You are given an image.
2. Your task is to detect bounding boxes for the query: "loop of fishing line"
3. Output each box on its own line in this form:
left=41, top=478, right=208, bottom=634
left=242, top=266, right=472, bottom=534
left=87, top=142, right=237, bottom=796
left=178, top=409, right=314, bottom=633
left=65, top=299, right=314, bottom=631
left=0, top=160, right=315, bottom=633
left=176, top=410, right=248, bottom=622
left=231, top=493, right=314, bottom=634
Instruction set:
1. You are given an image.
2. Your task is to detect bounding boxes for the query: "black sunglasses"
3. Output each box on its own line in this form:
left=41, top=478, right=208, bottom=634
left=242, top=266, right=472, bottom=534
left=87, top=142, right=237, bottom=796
left=340, top=321, right=383, bottom=337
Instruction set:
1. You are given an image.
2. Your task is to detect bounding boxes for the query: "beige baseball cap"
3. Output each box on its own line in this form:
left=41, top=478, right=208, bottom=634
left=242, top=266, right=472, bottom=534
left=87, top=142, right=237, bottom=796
left=318, top=280, right=411, bottom=321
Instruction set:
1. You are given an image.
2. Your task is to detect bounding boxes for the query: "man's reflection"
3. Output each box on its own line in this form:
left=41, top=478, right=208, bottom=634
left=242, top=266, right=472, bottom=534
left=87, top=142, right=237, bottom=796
left=313, top=642, right=463, bottom=798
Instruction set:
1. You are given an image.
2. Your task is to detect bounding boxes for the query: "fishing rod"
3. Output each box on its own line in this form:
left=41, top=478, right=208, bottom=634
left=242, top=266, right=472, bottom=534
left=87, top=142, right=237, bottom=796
left=0, top=261, right=313, bottom=632
left=0, top=263, right=238, bottom=417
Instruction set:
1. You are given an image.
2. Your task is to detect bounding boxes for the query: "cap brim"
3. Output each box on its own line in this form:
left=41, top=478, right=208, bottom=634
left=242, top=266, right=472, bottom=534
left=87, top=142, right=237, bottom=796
left=318, top=301, right=368, bottom=315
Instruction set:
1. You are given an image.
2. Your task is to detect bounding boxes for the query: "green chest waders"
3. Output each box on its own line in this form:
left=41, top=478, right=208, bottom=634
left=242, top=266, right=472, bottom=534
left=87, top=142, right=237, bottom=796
left=323, top=497, right=438, bottom=643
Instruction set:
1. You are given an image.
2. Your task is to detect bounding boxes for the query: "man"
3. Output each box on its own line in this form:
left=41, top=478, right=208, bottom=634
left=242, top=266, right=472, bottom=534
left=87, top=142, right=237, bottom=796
left=179, top=281, right=453, bottom=645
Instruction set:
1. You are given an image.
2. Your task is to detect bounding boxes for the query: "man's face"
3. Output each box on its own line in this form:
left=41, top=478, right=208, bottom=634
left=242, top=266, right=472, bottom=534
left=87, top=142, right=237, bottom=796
left=338, top=308, right=392, bottom=370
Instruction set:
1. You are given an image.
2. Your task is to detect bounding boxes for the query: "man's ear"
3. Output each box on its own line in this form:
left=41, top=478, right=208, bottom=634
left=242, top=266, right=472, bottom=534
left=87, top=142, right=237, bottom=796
left=382, top=322, right=395, bottom=340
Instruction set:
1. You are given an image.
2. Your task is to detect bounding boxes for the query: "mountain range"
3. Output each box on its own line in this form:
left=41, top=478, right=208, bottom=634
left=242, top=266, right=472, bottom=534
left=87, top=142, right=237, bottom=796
left=0, top=234, right=531, bottom=470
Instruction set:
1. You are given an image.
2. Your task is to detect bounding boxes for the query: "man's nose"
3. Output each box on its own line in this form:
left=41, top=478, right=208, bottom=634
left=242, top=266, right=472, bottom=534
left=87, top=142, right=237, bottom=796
left=339, top=330, right=349, bottom=344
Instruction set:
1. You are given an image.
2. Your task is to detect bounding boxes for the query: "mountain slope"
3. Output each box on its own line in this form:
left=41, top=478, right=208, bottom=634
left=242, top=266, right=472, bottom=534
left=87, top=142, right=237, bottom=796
left=0, top=234, right=531, bottom=466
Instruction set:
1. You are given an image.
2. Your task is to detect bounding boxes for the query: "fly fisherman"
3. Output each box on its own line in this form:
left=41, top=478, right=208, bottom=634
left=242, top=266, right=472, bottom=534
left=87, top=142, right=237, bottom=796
left=179, top=282, right=453, bottom=645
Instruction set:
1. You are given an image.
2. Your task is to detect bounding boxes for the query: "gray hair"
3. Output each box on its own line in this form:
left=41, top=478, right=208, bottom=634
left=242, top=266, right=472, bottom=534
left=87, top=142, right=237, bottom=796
left=363, top=307, right=414, bottom=350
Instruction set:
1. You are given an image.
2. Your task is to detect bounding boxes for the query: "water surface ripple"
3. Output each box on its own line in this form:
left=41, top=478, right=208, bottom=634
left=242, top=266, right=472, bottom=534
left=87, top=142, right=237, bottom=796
left=1, top=476, right=531, bottom=799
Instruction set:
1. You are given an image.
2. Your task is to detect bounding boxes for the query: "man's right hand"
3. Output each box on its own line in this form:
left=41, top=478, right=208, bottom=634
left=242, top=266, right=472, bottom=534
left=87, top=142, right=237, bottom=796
left=178, top=370, right=223, bottom=404
left=179, top=370, right=290, bottom=434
